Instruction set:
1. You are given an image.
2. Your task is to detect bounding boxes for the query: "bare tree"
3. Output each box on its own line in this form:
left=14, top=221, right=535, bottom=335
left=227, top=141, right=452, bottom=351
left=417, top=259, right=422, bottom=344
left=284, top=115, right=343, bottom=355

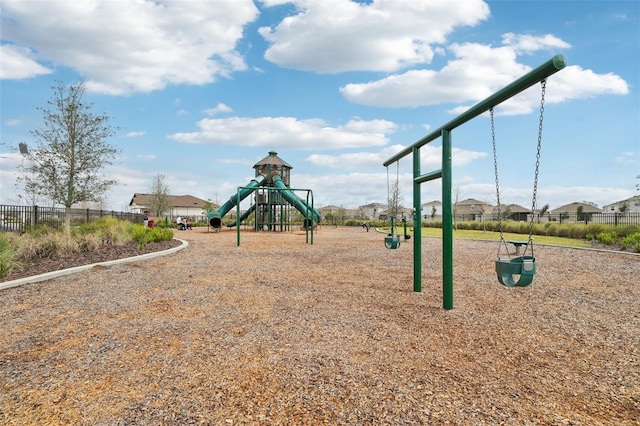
left=452, top=186, right=463, bottom=230
left=147, top=173, right=172, bottom=217
left=387, top=179, right=403, bottom=220
left=19, top=81, right=119, bottom=234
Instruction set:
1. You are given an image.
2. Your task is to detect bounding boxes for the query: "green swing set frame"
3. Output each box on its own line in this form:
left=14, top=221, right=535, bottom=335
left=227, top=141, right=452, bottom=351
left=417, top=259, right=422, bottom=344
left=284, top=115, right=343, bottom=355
left=383, top=55, right=567, bottom=309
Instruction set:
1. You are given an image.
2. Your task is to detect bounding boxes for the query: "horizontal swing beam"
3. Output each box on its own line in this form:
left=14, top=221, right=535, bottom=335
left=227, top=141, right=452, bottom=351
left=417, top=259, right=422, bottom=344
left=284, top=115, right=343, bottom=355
left=415, top=169, right=442, bottom=184
left=383, top=54, right=566, bottom=167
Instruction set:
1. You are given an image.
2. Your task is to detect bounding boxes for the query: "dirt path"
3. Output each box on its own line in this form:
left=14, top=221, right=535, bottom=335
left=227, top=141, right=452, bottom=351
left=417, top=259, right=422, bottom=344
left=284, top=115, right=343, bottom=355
left=1, top=226, right=638, bottom=424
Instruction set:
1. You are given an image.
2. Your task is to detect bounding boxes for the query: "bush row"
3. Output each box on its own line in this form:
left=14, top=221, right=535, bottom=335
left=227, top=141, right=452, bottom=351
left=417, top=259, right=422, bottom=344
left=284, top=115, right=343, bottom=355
left=0, top=217, right=174, bottom=279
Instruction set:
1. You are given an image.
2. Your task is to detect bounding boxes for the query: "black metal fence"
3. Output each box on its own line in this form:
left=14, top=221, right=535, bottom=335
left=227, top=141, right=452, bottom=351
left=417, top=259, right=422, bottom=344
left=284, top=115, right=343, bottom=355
left=546, top=212, right=640, bottom=226
left=0, top=205, right=143, bottom=234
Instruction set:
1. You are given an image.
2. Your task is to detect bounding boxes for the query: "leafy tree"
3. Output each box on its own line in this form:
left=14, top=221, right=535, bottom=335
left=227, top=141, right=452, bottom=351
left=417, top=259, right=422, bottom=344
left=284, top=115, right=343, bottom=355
left=576, top=205, right=585, bottom=222
left=502, top=206, right=512, bottom=221
left=202, top=199, right=215, bottom=215
left=619, top=202, right=629, bottom=216
left=337, top=206, right=346, bottom=225
left=20, top=81, right=119, bottom=234
left=147, top=173, right=172, bottom=217
left=538, top=203, right=550, bottom=222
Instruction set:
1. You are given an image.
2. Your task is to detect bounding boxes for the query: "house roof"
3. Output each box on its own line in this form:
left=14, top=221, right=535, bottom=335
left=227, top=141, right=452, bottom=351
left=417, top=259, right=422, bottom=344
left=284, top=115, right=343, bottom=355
left=129, top=193, right=214, bottom=209
left=550, top=201, right=602, bottom=213
left=457, top=198, right=492, bottom=206
left=603, top=194, right=640, bottom=207
left=492, top=203, right=531, bottom=213
left=318, top=205, right=343, bottom=212
left=360, top=202, right=387, bottom=208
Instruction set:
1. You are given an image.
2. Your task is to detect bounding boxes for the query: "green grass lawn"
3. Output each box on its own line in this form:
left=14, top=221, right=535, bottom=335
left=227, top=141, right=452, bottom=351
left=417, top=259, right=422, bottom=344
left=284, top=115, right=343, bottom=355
left=383, top=227, right=592, bottom=248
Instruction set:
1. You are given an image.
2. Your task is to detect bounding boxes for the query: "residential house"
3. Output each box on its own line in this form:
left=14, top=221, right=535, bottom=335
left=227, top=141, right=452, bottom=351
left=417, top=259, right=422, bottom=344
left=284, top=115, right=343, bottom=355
left=129, top=193, right=215, bottom=222
left=491, top=203, right=531, bottom=221
left=454, top=198, right=493, bottom=221
left=421, top=200, right=442, bottom=221
left=602, top=195, right=640, bottom=214
left=358, top=202, right=387, bottom=220
left=318, top=205, right=361, bottom=223
left=549, top=201, right=602, bottom=222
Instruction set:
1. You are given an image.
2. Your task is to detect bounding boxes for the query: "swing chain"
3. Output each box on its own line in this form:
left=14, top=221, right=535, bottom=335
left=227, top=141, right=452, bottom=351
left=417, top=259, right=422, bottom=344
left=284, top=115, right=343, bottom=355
left=490, top=107, right=504, bottom=243
left=529, top=79, right=546, bottom=243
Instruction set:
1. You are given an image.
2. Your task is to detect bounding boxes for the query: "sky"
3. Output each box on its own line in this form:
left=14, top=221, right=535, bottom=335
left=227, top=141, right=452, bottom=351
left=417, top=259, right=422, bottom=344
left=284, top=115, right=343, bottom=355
left=1, top=0, right=638, bottom=214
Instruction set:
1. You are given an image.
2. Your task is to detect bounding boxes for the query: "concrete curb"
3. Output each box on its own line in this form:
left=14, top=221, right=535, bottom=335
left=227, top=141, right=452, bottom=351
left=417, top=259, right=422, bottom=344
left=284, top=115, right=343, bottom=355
left=0, top=238, right=189, bottom=291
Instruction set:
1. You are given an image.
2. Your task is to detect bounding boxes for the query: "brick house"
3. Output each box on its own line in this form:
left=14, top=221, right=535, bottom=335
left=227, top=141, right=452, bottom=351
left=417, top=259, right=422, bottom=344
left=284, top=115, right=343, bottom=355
left=129, top=193, right=216, bottom=221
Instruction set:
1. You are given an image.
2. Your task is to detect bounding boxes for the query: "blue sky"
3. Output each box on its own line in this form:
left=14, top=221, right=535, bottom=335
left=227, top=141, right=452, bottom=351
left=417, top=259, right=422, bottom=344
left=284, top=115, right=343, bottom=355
left=1, top=0, right=638, bottom=212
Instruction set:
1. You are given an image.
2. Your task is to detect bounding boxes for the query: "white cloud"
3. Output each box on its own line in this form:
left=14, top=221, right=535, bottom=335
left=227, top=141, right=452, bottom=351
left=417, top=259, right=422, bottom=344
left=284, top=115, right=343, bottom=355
left=615, top=152, right=637, bottom=165
left=340, top=34, right=628, bottom=115
left=0, top=0, right=259, bottom=94
left=168, top=117, right=397, bottom=150
left=125, top=131, right=147, bottom=138
left=136, top=154, right=156, bottom=161
left=306, top=144, right=486, bottom=170
left=204, top=103, right=234, bottom=115
left=0, top=44, right=53, bottom=79
left=4, top=118, right=22, bottom=126
left=307, top=145, right=406, bottom=169
left=500, top=32, right=571, bottom=53
left=259, top=0, right=490, bottom=73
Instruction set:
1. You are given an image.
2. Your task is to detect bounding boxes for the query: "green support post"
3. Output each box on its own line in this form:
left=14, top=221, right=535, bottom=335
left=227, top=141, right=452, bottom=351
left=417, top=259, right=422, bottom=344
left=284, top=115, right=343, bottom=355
left=413, top=147, right=422, bottom=293
left=442, top=129, right=453, bottom=310
left=236, top=188, right=241, bottom=246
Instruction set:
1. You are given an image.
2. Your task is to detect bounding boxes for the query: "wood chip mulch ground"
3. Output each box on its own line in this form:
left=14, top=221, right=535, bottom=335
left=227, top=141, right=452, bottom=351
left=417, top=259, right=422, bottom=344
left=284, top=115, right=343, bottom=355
left=1, top=226, right=638, bottom=425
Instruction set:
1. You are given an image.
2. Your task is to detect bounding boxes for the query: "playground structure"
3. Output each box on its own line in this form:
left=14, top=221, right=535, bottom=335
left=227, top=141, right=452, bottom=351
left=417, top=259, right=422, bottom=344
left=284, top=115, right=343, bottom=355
left=383, top=54, right=567, bottom=310
left=206, top=151, right=321, bottom=239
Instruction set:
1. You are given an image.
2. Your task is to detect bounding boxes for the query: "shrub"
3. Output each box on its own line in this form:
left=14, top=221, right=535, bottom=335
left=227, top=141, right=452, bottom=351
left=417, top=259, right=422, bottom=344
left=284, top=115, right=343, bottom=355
left=76, top=217, right=132, bottom=245
left=131, top=226, right=152, bottom=249
left=149, top=227, right=174, bottom=243
left=585, top=223, right=607, bottom=238
left=17, top=231, right=68, bottom=259
left=543, top=224, right=558, bottom=236
left=130, top=225, right=173, bottom=248
left=74, top=233, right=102, bottom=253
left=620, top=233, right=640, bottom=253
left=456, top=222, right=471, bottom=230
left=596, top=232, right=616, bottom=245
left=556, top=225, right=571, bottom=238
left=0, top=233, right=21, bottom=278
left=615, top=225, right=639, bottom=239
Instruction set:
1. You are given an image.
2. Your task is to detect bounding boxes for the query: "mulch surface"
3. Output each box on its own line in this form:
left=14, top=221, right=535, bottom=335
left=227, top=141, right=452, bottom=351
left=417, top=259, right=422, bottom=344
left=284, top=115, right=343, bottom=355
left=1, top=226, right=639, bottom=425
